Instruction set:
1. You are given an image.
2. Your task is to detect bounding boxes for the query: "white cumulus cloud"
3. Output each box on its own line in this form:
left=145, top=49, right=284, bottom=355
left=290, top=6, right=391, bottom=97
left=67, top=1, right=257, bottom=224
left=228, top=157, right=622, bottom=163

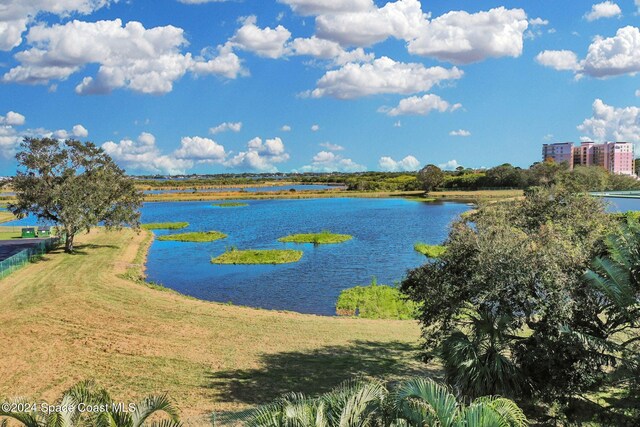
left=535, top=50, right=581, bottom=71
left=584, top=1, right=622, bottom=22
left=311, top=124, right=320, bottom=131
left=308, top=56, right=463, bottom=99
left=450, top=129, right=471, bottom=137
left=224, top=137, right=290, bottom=172
left=297, top=151, right=366, bottom=173
left=0, top=0, right=116, bottom=51
left=438, top=159, right=462, bottom=171
left=0, top=111, right=26, bottom=126
left=378, top=155, right=420, bottom=172
left=582, top=26, right=640, bottom=77
left=316, top=0, right=426, bottom=47
left=379, top=94, right=461, bottom=116
left=174, top=136, right=226, bottom=162
left=231, top=16, right=291, bottom=59
left=536, top=26, right=640, bottom=79
left=319, top=142, right=344, bottom=151
left=102, top=132, right=194, bottom=175
left=3, top=19, right=244, bottom=95
left=278, top=0, right=373, bottom=16
left=408, top=7, right=529, bottom=65
left=281, top=125, right=292, bottom=132
left=209, top=121, right=242, bottom=134
left=577, top=99, right=640, bottom=143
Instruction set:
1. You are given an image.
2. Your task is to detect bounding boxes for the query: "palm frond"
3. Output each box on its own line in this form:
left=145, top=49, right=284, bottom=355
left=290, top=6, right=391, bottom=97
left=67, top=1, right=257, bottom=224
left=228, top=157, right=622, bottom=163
left=132, top=394, right=180, bottom=427
left=473, top=397, right=528, bottom=427
left=392, top=377, right=459, bottom=427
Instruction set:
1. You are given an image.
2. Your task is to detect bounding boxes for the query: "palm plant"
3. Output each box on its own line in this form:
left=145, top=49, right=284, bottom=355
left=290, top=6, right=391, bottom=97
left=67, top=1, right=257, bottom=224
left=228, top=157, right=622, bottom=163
left=578, top=217, right=640, bottom=396
left=441, top=308, right=526, bottom=399
left=0, top=380, right=181, bottom=427
left=243, top=377, right=527, bottom=427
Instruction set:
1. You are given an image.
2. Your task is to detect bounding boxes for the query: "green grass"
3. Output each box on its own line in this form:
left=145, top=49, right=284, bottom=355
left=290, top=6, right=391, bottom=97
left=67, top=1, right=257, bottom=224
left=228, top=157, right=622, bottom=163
left=141, top=222, right=189, bottom=230
left=0, top=231, right=21, bottom=239
left=212, top=248, right=303, bottom=264
left=278, top=231, right=353, bottom=244
left=212, top=202, right=249, bottom=208
left=0, top=228, right=425, bottom=423
left=336, top=279, right=418, bottom=320
left=157, top=231, right=227, bottom=242
left=414, top=243, right=447, bottom=258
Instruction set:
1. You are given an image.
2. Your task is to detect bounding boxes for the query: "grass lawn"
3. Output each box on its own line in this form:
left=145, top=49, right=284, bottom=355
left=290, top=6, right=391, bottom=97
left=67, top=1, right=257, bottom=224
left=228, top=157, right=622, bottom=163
left=212, top=248, right=303, bottom=265
left=0, top=211, right=16, bottom=223
left=0, top=229, right=428, bottom=424
left=278, top=231, right=352, bottom=244
left=157, top=231, right=227, bottom=242
left=141, top=222, right=189, bottom=230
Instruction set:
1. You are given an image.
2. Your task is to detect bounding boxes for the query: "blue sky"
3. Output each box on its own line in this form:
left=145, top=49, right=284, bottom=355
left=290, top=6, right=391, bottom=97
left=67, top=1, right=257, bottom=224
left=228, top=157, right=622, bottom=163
left=0, top=0, right=639, bottom=175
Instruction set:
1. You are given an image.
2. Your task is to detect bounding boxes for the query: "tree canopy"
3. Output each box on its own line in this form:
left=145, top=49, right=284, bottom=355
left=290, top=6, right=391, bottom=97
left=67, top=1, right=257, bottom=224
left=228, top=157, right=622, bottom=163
left=401, top=187, right=640, bottom=422
left=10, top=137, right=142, bottom=252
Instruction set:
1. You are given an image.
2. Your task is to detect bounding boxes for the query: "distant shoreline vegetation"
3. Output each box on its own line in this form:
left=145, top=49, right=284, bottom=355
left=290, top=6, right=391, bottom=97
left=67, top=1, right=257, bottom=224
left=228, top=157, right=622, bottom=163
left=157, top=231, right=227, bottom=242
left=212, top=202, right=249, bottom=207
left=141, top=222, right=189, bottom=230
left=211, top=248, right=303, bottom=264
left=278, top=231, right=353, bottom=245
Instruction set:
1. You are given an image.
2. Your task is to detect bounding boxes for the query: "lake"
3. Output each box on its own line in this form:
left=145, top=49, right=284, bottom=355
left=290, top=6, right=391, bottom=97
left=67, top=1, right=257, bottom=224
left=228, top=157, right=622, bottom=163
left=7, top=194, right=640, bottom=315
left=141, top=198, right=469, bottom=315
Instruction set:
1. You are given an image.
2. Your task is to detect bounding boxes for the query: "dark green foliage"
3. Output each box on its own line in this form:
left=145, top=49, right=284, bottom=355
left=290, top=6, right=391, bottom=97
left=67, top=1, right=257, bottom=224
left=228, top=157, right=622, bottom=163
left=335, top=279, right=417, bottom=319
left=442, top=309, right=527, bottom=399
left=418, top=165, right=445, bottom=192
left=401, top=188, right=618, bottom=405
left=10, top=138, right=142, bottom=253
left=344, top=173, right=419, bottom=191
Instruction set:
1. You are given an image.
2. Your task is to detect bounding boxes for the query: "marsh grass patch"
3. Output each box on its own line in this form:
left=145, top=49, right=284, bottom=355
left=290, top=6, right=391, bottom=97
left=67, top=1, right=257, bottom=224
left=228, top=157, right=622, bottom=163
left=212, top=248, right=303, bottom=264
left=278, top=231, right=352, bottom=245
left=158, top=231, right=227, bottom=242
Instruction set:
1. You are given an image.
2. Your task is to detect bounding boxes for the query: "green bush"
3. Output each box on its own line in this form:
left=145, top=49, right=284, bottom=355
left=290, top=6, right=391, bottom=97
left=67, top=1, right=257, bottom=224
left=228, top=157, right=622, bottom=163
left=336, top=278, right=417, bottom=319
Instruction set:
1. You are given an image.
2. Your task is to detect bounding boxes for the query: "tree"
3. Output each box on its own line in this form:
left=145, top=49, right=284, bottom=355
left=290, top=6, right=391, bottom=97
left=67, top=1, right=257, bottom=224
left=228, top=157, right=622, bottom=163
left=401, top=187, right=616, bottom=403
left=418, top=165, right=444, bottom=193
left=10, top=138, right=142, bottom=253
left=244, top=377, right=527, bottom=426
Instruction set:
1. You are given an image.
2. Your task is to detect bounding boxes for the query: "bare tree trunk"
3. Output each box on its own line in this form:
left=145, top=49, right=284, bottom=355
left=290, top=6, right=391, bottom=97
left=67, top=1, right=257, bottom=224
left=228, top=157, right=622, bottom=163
left=64, top=231, right=75, bottom=253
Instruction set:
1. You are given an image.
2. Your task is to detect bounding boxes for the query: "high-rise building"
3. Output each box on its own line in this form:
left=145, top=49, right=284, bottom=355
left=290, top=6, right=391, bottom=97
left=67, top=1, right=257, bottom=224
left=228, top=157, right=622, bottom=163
left=542, top=141, right=636, bottom=176
left=542, top=142, right=574, bottom=167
